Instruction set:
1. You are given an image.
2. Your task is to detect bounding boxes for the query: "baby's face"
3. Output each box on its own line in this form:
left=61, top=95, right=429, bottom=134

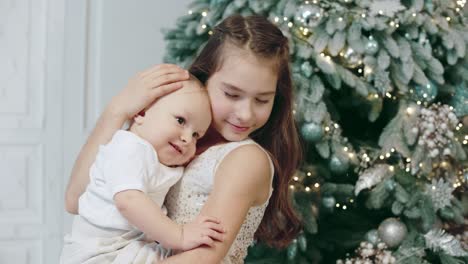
left=132, top=81, right=211, bottom=166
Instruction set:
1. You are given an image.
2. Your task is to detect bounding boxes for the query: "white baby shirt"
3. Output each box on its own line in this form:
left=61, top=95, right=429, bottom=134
left=78, top=130, right=183, bottom=231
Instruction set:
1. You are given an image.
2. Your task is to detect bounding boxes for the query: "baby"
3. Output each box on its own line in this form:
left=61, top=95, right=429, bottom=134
left=61, top=75, right=223, bottom=263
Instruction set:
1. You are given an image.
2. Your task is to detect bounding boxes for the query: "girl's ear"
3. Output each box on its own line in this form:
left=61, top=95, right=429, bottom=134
left=133, top=112, right=145, bottom=125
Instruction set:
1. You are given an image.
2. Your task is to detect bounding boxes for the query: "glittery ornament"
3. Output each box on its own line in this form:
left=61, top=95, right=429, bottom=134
left=329, top=154, right=350, bottom=174
left=378, top=218, right=407, bottom=248
left=341, top=47, right=362, bottom=68
left=425, top=178, right=454, bottom=210
left=424, top=229, right=468, bottom=257
left=294, top=3, right=323, bottom=28
left=365, top=36, right=379, bottom=55
left=355, top=164, right=392, bottom=196
left=410, top=81, right=438, bottom=103
left=301, top=122, right=323, bottom=142
left=337, top=241, right=397, bottom=263
left=417, top=104, right=459, bottom=159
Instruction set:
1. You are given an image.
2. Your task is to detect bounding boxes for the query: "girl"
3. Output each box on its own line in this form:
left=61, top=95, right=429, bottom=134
left=65, top=15, right=302, bottom=263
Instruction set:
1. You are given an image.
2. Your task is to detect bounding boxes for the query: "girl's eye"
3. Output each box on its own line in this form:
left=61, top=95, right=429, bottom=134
left=176, top=117, right=185, bottom=125
left=224, top=92, right=239, bottom=99
left=256, top=98, right=269, bottom=104
left=192, top=132, right=200, bottom=139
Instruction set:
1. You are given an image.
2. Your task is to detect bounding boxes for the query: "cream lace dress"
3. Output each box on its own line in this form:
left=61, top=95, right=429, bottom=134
left=165, top=139, right=275, bottom=264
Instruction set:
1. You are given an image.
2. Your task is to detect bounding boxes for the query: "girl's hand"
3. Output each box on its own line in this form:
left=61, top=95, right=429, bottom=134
left=107, top=64, right=189, bottom=120
left=179, top=215, right=225, bottom=251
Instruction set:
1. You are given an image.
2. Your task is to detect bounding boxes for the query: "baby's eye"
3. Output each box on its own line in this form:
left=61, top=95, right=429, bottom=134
left=192, top=132, right=200, bottom=139
left=176, top=117, right=185, bottom=125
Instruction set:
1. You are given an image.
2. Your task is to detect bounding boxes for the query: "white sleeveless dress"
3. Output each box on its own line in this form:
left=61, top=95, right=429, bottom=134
left=59, top=139, right=273, bottom=264
left=166, top=139, right=275, bottom=264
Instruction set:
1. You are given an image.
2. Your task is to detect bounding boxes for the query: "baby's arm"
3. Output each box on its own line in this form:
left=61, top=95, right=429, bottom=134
left=114, top=190, right=225, bottom=251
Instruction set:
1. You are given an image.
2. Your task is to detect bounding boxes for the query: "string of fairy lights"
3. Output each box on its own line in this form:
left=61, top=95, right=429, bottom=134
left=182, top=0, right=468, bottom=207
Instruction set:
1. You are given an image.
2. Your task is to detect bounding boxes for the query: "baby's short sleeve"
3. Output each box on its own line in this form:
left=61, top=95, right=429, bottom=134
left=100, top=133, right=157, bottom=197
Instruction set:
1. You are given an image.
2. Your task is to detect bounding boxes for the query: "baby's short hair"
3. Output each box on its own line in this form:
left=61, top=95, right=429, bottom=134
left=187, top=74, right=205, bottom=90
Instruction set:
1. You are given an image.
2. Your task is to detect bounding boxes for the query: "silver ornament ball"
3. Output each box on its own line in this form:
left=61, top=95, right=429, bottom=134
left=294, top=3, right=323, bottom=28
left=378, top=218, right=407, bottom=248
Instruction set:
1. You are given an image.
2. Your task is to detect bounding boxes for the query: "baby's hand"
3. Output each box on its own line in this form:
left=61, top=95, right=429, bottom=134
left=179, top=215, right=225, bottom=251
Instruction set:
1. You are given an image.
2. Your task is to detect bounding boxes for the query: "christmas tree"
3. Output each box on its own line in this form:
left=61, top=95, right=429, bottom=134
left=163, top=0, right=468, bottom=263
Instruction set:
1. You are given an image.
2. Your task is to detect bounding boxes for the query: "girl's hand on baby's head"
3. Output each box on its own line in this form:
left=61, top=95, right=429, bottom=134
left=108, top=64, right=189, bottom=120
left=179, top=215, right=226, bottom=251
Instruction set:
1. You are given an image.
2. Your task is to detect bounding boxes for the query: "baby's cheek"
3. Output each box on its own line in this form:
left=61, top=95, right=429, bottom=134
left=188, top=146, right=196, bottom=158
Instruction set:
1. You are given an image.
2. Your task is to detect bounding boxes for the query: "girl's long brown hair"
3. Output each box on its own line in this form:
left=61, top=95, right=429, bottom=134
left=189, top=15, right=303, bottom=248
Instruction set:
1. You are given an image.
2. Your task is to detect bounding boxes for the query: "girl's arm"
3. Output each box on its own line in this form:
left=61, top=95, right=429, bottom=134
left=114, top=190, right=225, bottom=251
left=64, top=64, right=189, bottom=214
left=161, top=145, right=272, bottom=264
left=65, top=108, right=127, bottom=214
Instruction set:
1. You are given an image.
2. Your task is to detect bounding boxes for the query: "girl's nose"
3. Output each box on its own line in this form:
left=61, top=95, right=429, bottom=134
left=236, top=100, right=253, bottom=122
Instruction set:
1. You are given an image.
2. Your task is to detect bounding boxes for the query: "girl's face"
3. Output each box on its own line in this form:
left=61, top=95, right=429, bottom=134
left=206, top=48, right=278, bottom=142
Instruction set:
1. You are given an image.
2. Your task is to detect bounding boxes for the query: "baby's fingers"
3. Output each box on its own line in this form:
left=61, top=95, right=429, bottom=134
left=204, top=229, right=224, bottom=242
left=204, top=222, right=226, bottom=234
left=199, top=236, right=215, bottom=247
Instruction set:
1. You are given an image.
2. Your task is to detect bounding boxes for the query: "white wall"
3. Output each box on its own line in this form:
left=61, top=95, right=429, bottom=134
left=0, top=0, right=192, bottom=262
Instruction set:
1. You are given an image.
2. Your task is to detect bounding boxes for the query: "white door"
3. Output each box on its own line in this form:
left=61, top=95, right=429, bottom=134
left=1, top=0, right=191, bottom=262
left=0, top=0, right=64, bottom=263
